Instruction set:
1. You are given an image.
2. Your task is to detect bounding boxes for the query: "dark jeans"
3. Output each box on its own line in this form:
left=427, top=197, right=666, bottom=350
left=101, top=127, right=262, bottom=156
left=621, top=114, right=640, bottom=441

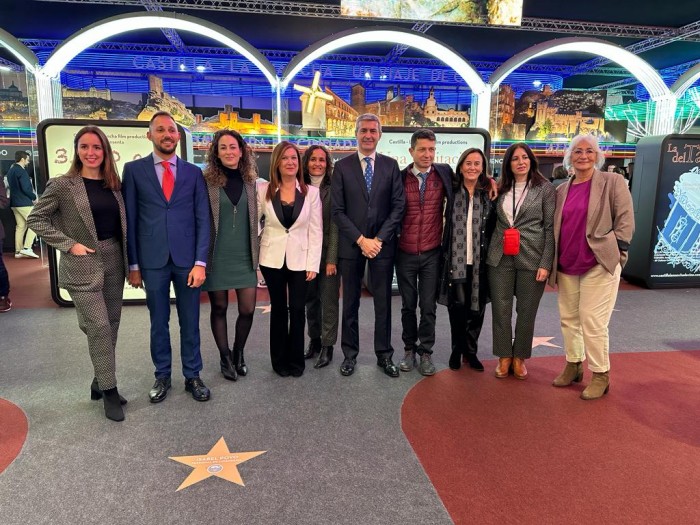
left=395, top=248, right=440, bottom=355
left=260, top=263, right=308, bottom=375
left=338, top=255, right=394, bottom=361
left=0, top=251, right=9, bottom=296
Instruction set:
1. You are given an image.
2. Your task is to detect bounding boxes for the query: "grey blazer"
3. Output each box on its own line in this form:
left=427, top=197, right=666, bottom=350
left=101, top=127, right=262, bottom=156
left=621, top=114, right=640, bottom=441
left=319, top=177, right=339, bottom=266
left=548, top=169, right=635, bottom=286
left=27, top=175, right=128, bottom=292
left=487, top=181, right=556, bottom=271
left=205, top=178, right=259, bottom=274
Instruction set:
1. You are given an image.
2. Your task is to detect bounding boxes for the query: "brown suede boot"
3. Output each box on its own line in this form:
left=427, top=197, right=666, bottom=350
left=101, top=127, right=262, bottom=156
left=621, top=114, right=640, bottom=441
left=552, top=361, right=583, bottom=387
left=580, top=371, right=610, bottom=400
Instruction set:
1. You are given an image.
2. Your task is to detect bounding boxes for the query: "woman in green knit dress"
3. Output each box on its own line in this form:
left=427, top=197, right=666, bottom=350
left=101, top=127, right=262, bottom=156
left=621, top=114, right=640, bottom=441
left=202, top=130, right=259, bottom=381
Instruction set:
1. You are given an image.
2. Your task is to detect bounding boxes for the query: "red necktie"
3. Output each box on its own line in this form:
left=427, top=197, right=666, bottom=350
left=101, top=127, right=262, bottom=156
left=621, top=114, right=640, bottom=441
left=161, top=161, right=174, bottom=201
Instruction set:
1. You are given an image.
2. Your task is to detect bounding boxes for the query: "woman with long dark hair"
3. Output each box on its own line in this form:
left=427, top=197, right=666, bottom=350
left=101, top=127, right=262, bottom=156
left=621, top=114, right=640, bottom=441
left=438, top=147, right=496, bottom=372
left=28, top=126, right=128, bottom=421
left=257, top=141, right=322, bottom=377
left=487, top=142, right=556, bottom=379
left=301, top=145, right=339, bottom=369
left=202, top=130, right=259, bottom=381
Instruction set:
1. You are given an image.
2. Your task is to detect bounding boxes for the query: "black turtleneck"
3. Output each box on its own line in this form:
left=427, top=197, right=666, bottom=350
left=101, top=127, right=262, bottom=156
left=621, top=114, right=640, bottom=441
left=222, top=166, right=243, bottom=205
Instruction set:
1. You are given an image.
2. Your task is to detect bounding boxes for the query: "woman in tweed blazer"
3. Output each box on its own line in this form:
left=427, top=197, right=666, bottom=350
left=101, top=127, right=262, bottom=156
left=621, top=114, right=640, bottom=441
left=549, top=135, right=634, bottom=400
left=487, top=143, right=555, bottom=379
left=202, top=130, right=259, bottom=381
left=302, top=145, right=340, bottom=369
left=28, top=126, right=128, bottom=422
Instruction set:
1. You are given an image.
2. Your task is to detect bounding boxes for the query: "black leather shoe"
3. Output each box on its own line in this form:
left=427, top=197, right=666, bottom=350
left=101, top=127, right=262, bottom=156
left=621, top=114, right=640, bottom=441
left=91, top=378, right=127, bottom=405
left=233, top=347, right=248, bottom=376
left=314, top=346, right=333, bottom=369
left=304, top=338, right=321, bottom=359
left=466, top=354, right=484, bottom=372
left=274, top=368, right=291, bottom=377
left=377, top=358, right=400, bottom=378
left=220, top=351, right=238, bottom=381
left=290, top=369, right=304, bottom=378
left=185, top=377, right=211, bottom=402
left=340, top=358, right=356, bottom=376
left=149, top=377, right=171, bottom=403
left=448, top=350, right=462, bottom=370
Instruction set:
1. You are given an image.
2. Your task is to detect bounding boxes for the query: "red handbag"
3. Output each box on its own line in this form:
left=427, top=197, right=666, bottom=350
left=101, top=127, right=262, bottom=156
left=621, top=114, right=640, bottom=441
left=503, top=227, right=520, bottom=255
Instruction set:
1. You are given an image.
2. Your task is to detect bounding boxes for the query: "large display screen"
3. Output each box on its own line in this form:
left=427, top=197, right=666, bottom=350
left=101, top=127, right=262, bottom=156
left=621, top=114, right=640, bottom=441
left=649, top=137, right=700, bottom=284
left=341, top=1, right=523, bottom=26
left=37, top=119, right=190, bottom=305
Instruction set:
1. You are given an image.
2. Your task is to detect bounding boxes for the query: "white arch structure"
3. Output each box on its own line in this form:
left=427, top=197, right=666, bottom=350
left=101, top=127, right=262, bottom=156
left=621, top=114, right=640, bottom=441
left=36, top=12, right=278, bottom=122
left=489, top=38, right=676, bottom=136
left=281, top=27, right=491, bottom=130
left=671, top=63, right=700, bottom=98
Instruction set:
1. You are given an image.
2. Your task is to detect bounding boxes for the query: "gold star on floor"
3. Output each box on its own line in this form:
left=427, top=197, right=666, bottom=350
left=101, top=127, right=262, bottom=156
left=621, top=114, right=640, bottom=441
left=532, top=336, right=561, bottom=349
left=169, top=437, right=266, bottom=491
left=256, top=304, right=271, bottom=314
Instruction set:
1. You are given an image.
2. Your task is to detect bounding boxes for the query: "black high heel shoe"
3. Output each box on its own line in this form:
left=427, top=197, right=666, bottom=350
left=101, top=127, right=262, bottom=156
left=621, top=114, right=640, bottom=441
left=91, top=378, right=127, bottom=405
left=233, top=347, right=248, bottom=376
left=220, top=351, right=238, bottom=381
left=102, top=387, right=125, bottom=422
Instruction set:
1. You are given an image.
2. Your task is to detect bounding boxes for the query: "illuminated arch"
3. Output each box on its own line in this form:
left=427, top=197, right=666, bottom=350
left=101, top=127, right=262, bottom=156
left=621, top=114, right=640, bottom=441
left=281, top=27, right=491, bottom=129
left=0, top=27, right=39, bottom=71
left=490, top=37, right=675, bottom=135
left=41, top=11, right=277, bottom=85
left=671, top=63, right=700, bottom=98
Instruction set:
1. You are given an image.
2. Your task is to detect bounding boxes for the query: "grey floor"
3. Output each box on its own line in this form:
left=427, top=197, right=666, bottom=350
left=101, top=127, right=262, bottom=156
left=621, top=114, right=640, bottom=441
left=0, top=288, right=698, bottom=524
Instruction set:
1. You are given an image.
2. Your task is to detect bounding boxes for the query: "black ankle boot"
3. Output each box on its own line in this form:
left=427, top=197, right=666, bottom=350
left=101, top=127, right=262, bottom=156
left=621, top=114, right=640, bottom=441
left=314, top=346, right=333, bottom=369
left=233, top=347, right=248, bottom=376
left=102, top=388, right=125, bottom=422
left=220, top=351, right=238, bottom=381
left=91, top=378, right=127, bottom=405
left=304, top=338, right=321, bottom=359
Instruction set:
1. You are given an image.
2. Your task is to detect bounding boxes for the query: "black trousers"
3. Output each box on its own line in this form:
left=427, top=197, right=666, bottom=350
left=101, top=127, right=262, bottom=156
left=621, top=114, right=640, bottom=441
left=338, top=255, right=394, bottom=361
left=447, top=270, right=486, bottom=357
left=395, top=248, right=440, bottom=355
left=0, top=251, right=9, bottom=296
left=260, top=263, right=308, bottom=375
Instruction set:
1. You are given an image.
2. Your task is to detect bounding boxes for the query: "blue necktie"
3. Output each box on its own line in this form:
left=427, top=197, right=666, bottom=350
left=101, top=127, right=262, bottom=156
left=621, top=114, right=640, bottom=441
left=419, top=172, right=428, bottom=204
left=364, top=156, right=373, bottom=192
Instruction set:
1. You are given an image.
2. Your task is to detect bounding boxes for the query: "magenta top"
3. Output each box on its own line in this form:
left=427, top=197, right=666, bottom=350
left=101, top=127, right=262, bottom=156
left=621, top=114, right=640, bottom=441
left=558, top=179, right=598, bottom=275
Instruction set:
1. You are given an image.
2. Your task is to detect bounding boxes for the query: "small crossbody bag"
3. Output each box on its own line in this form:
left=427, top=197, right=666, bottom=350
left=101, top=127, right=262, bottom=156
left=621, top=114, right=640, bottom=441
left=503, top=184, right=526, bottom=256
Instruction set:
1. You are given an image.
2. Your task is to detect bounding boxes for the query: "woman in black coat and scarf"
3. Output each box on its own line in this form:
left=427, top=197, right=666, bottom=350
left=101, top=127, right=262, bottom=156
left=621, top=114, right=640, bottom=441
left=438, top=147, right=496, bottom=371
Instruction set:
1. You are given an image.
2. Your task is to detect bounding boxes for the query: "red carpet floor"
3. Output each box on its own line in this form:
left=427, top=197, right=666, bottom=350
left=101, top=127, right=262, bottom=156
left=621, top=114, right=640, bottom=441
left=0, top=399, right=28, bottom=474
left=401, top=351, right=700, bottom=524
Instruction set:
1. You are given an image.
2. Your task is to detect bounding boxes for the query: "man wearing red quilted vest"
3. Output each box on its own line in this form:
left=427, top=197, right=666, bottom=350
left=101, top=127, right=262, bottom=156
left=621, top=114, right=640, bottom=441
left=396, top=129, right=454, bottom=376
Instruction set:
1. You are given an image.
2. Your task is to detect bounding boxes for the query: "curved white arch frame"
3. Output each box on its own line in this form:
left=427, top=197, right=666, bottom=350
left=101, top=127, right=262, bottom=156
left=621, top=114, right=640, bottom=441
left=38, top=12, right=279, bottom=123
left=671, top=63, right=700, bottom=98
left=490, top=38, right=676, bottom=136
left=281, top=27, right=491, bottom=130
left=0, top=27, right=39, bottom=72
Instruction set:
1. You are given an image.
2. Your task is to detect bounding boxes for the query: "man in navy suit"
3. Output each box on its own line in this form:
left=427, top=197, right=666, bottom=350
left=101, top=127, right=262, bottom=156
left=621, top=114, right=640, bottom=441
left=331, top=113, right=405, bottom=377
left=122, top=111, right=211, bottom=402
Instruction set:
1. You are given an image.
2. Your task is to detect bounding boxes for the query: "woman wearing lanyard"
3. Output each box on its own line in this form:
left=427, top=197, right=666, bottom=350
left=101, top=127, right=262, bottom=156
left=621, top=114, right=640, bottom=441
left=487, top=143, right=556, bottom=379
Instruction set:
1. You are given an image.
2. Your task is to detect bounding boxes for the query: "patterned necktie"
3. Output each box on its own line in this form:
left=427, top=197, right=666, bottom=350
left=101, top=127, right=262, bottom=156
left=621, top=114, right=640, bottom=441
left=419, top=172, right=428, bottom=204
left=161, top=160, right=174, bottom=201
left=363, top=156, right=373, bottom=192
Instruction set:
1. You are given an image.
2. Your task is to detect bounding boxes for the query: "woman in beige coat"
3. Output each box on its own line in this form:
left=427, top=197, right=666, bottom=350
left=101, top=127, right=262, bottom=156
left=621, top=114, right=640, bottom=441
left=549, top=134, right=634, bottom=400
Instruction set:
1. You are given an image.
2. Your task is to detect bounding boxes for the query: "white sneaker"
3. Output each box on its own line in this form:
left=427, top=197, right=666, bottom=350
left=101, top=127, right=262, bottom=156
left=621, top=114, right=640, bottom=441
left=18, top=248, right=39, bottom=259
left=14, top=252, right=22, bottom=258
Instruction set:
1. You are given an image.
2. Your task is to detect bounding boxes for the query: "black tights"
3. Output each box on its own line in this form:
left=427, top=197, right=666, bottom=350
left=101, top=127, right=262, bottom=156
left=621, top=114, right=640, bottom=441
left=208, top=287, right=257, bottom=359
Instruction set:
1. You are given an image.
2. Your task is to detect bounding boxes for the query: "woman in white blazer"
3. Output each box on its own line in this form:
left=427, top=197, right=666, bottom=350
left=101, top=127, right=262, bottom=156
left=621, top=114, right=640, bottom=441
left=258, top=141, right=322, bottom=377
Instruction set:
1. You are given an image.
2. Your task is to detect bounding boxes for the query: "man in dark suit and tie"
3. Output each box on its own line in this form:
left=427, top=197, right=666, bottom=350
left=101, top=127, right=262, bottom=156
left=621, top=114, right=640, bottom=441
left=331, top=113, right=405, bottom=377
left=122, top=111, right=211, bottom=402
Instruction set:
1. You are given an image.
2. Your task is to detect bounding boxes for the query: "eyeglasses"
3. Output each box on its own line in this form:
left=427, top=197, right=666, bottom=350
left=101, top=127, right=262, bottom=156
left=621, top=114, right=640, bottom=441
left=572, top=149, right=596, bottom=156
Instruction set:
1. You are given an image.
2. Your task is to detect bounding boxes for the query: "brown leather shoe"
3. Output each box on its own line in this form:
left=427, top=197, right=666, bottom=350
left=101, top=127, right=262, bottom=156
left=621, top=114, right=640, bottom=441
left=513, top=358, right=528, bottom=380
left=580, top=371, right=610, bottom=400
left=495, top=357, right=512, bottom=378
left=552, top=361, right=583, bottom=387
